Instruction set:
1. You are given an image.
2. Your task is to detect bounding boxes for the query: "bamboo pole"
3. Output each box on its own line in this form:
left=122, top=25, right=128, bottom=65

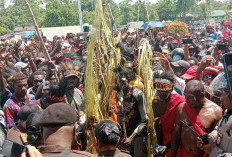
left=24, top=0, right=59, bottom=82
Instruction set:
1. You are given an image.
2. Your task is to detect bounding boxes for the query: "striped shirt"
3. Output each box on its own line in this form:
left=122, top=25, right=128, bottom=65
left=3, top=93, right=35, bottom=127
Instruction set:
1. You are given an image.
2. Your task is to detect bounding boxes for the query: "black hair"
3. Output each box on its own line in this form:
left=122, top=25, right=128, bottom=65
left=188, top=57, right=198, bottom=65
left=153, top=71, right=174, bottom=84
left=33, top=71, right=45, bottom=77
left=42, top=83, right=66, bottom=104
left=21, top=55, right=27, bottom=62
left=119, top=67, right=133, bottom=80
left=17, top=104, right=40, bottom=121
left=151, top=64, right=164, bottom=72
left=12, top=72, right=27, bottom=83
left=38, top=65, right=48, bottom=72
left=185, top=80, right=204, bottom=96
left=2, top=66, right=18, bottom=80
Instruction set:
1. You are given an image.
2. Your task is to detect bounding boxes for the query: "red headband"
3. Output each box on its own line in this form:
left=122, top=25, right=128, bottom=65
left=42, top=90, right=65, bottom=102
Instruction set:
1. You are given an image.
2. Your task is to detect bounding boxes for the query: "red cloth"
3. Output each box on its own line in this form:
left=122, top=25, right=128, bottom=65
left=175, top=103, right=208, bottom=157
left=160, top=93, right=185, bottom=157
left=184, top=103, right=206, bottom=135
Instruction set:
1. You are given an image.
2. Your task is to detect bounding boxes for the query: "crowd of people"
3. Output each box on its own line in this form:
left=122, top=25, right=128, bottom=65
left=0, top=21, right=232, bottom=157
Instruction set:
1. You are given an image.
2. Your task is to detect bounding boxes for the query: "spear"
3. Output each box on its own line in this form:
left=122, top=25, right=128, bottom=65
left=24, top=0, right=59, bottom=82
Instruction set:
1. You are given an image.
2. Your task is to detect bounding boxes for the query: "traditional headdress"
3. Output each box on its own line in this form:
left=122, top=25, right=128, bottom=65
left=154, top=78, right=173, bottom=91
left=58, top=62, right=80, bottom=78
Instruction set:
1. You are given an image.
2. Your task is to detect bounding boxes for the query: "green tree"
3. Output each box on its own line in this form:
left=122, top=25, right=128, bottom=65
left=174, top=0, right=199, bottom=21
left=0, top=0, right=44, bottom=31
left=199, top=2, right=207, bottom=20
left=0, top=26, right=7, bottom=35
left=42, top=0, right=78, bottom=27
left=156, top=0, right=177, bottom=21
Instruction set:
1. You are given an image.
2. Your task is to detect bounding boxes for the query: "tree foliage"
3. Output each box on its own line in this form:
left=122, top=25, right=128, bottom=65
left=156, top=0, right=177, bottom=21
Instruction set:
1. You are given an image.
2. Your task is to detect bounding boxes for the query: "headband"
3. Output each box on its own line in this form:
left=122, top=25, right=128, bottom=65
left=7, top=75, right=13, bottom=81
left=42, top=90, right=65, bottom=102
left=154, top=79, right=173, bottom=91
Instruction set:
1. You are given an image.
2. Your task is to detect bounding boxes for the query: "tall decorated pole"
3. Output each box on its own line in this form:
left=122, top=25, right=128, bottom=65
left=77, top=0, right=83, bottom=33
left=24, top=0, right=59, bottom=82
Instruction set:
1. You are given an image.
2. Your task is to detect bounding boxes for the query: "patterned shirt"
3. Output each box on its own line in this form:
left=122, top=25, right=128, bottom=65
left=3, top=93, right=35, bottom=127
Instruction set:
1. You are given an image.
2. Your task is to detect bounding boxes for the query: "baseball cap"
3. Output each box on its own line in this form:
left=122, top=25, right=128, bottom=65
left=14, top=62, right=28, bottom=70
left=171, top=60, right=191, bottom=69
left=181, top=65, right=199, bottom=80
left=95, top=120, right=120, bottom=145
left=38, top=103, right=78, bottom=127
left=172, top=40, right=178, bottom=44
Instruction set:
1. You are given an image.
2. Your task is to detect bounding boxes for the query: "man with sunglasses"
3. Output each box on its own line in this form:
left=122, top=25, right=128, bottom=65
left=152, top=71, right=185, bottom=157
left=171, top=80, right=222, bottom=157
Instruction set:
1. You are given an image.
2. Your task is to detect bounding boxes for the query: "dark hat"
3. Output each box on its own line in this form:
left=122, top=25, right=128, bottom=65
left=26, top=110, right=43, bottom=141
left=95, top=120, right=120, bottom=145
left=171, top=60, right=191, bottom=69
left=38, top=103, right=77, bottom=127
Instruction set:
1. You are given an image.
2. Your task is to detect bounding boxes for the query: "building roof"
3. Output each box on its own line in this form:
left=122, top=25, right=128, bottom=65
left=210, top=10, right=226, bottom=17
left=14, top=26, right=35, bottom=32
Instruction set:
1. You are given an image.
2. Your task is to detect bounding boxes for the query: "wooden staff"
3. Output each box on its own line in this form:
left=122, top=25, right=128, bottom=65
left=24, top=0, right=59, bottom=82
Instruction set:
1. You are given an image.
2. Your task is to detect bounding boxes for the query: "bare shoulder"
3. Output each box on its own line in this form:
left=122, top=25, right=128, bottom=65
left=206, top=99, right=223, bottom=119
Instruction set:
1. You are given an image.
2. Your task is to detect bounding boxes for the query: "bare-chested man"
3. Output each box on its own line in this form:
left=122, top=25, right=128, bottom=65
left=171, top=80, right=222, bottom=157
left=153, top=71, right=185, bottom=157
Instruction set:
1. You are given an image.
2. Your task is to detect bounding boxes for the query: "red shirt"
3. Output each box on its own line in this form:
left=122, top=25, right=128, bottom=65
left=222, top=28, right=231, bottom=37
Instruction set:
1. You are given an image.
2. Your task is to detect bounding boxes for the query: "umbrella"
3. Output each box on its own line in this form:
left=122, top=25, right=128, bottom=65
left=141, top=21, right=164, bottom=28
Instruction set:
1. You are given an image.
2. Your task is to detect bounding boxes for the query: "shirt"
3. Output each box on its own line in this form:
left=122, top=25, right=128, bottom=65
left=222, top=28, right=231, bottom=38
left=3, top=93, right=35, bottom=127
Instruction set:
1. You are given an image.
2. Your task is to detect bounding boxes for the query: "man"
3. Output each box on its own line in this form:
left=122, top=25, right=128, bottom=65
left=37, top=103, right=94, bottom=157
left=152, top=71, right=185, bottom=157
left=222, top=24, right=231, bottom=38
left=117, top=68, right=148, bottom=157
left=171, top=80, right=222, bottom=157
left=27, top=71, right=45, bottom=95
left=59, top=62, right=85, bottom=124
left=7, top=104, right=40, bottom=144
left=197, top=73, right=232, bottom=156
left=95, top=120, right=131, bottom=157
left=215, top=26, right=222, bottom=37
left=3, top=72, right=36, bottom=128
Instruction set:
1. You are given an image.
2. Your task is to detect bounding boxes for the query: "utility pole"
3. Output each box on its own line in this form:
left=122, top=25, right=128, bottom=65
left=77, top=0, right=83, bottom=33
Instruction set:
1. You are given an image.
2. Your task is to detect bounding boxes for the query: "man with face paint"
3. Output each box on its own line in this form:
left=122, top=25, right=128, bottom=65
left=117, top=68, right=148, bottom=157
left=152, top=71, right=185, bottom=157
left=197, top=73, right=232, bottom=156
left=171, top=80, right=222, bottom=157
left=59, top=63, right=85, bottom=124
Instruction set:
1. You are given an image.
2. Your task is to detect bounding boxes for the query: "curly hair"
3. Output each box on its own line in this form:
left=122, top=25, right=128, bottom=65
left=12, top=72, right=27, bottom=83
